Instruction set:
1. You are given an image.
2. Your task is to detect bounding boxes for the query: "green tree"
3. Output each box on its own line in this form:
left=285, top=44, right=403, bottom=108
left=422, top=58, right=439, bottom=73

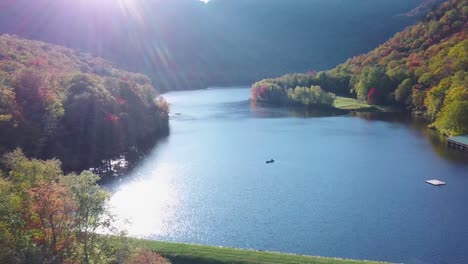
left=287, top=86, right=335, bottom=107
left=0, top=177, right=30, bottom=264
left=62, top=74, right=121, bottom=171
left=0, top=85, right=15, bottom=122
left=0, top=150, right=136, bottom=264
left=62, top=171, right=111, bottom=264
left=424, top=80, right=450, bottom=120
left=394, top=78, right=413, bottom=105
left=433, top=100, right=468, bottom=136
left=353, top=66, right=391, bottom=103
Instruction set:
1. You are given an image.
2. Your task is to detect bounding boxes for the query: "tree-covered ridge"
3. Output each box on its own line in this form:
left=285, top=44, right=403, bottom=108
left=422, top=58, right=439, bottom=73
left=252, top=0, right=467, bottom=136
left=0, top=35, right=169, bottom=173
left=0, top=0, right=424, bottom=91
left=328, top=0, right=467, bottom=135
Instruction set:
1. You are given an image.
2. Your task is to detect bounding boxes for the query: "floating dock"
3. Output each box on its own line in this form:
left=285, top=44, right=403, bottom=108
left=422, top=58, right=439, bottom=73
left=447, top=135, right=468, bottom=151
left=426, top=179, right=446, bottom=186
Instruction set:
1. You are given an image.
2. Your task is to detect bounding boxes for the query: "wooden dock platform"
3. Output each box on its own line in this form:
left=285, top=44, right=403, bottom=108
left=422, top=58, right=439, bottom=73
left=426, top=179, right=446, bottom=186
left=447, top=135, right=468, bottom=151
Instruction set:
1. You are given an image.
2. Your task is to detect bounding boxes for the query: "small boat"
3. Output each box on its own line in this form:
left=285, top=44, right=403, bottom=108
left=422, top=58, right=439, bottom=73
left=175, top=113, right=182, bottom=116
left=266, top=159, right=275, bottom=164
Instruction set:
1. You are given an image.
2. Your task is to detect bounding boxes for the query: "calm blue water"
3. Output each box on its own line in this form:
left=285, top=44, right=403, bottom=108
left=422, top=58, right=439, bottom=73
left=107, top=88, right=468, bottom=264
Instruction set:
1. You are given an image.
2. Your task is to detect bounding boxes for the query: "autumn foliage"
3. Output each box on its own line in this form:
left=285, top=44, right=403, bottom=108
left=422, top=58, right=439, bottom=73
left=127, top=250, right=171, bottom=264
left=0, top=149, right=171, bottom=264
left=367, top=88, right=377, bottom=105
left=327, top=0, right=468, bottom=135
left=26, top=183, right=79, bottom=262
left=0, top=35, right=170, bottom=173
left=251, top=0, right=468, bottom=135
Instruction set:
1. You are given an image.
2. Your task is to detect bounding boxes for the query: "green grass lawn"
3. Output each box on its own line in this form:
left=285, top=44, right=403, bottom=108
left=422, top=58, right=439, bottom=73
left=137, top=240, right=393, bottom=264
left=334, top=97, right=389, bottom=112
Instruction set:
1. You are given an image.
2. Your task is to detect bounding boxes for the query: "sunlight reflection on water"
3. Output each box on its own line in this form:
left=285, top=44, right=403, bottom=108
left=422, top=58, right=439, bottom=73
left=108, top=163, right=183, bottom=237
left=105, top=88, right=468, bottom=264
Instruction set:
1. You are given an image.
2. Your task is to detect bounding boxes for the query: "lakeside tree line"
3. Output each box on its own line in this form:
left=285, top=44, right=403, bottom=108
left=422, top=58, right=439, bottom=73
left=0, top=35, right=169, bottom=173
left=251, top=0, right=467, bottom=136
left=251, top=78, right=336, bottom=107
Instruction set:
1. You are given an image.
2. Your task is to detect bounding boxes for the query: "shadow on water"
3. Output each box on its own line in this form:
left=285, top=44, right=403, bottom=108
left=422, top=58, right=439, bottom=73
left=102, top=94, right=467, bottom=182
left=352, top=112, right=468, bottom=164
left=241, top=100, right=468, bottom=164
left=249, top=100, right=348, bottom=119
left=98, top=134, right=170, bottom=184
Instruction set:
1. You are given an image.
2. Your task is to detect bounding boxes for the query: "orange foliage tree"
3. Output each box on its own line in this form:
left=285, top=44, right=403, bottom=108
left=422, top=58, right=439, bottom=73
left=127, top=250, right=171, bottom=264
left=26, top=182, right=79, bottom=263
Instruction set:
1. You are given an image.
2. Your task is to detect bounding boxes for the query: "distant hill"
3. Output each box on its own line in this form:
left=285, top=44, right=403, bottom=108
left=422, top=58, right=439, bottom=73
left=0, top=0, right=426, bottom=90
left=0, top=35, right=169, bottom=172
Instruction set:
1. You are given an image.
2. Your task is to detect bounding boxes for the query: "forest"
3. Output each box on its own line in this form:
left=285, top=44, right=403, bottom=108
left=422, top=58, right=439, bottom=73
left=251, top=79, right=336, bottom=108
left=251, top=0, right=467, bottom=136
left=0, top=149, right=170, bottom=264
left=0, top=35, right=169, bottom=174
left=0, top=0, right=466, bottom=263
left=0, top=0, right=425, bottom=91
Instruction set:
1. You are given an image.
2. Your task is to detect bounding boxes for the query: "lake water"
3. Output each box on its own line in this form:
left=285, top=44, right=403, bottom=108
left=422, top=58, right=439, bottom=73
left=106, top=87, right=468, bottom=264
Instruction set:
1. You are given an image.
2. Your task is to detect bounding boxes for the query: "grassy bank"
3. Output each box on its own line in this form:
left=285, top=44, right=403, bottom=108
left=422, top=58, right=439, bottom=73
left=334, top=97, right=389, bottom=112
left=137, top=240, right=392, bottom=264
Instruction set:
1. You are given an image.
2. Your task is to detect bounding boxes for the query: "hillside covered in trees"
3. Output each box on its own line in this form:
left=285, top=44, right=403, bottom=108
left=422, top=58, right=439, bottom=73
left=0, top=0, right=426, bottom=90
left=0, top=35, right=169, bottom=173
left=252, top=0, right=467, bottom=136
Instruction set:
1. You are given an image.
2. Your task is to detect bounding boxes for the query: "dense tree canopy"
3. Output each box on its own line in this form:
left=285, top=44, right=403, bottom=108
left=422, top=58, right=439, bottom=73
left=327, top=0, right=467, bottom=135
left=0, top=35, right=169, bottom=173
left=251, top=76, right=336, bottom=108
left=252, top=0, right=468, bottom=136
left=0, top=149, right=171, bottom=264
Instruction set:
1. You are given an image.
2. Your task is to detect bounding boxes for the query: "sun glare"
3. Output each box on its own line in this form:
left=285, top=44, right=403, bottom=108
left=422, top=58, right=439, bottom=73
left=80, top=0, right=138, bottom=9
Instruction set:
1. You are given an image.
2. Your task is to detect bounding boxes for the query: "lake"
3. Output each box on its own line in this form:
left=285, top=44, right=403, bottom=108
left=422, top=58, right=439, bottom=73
left=106, top=87, right=468, bottom=264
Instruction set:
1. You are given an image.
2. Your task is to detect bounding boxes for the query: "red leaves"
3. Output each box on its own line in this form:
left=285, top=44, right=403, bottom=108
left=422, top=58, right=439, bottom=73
left=252, top=84, right=268, bottom=99
left=26, top=183, right=79, bottom=255
left=106, top=113, right=120, bottom=123
left=351, top=55, right=365, bottom=65
left=15, top=70, right=56, bottom=104
left=117, top=98, right=127, bottom=104
left=367, top=87, right=377, bottom=105
left=407, top=53, right=424, bottom=69
left=409, top=61, right=421, bottom=68
left=28, top=57, right=49, bottom=68
left=127, top=250, right=171, bottom=264
left=306, top=70, right=317, bottom=77
left=38, top=86, right=55, bottom=103
left=380, top=48, right=392, bottom=58
left=423, top=38, right=434, bottom=48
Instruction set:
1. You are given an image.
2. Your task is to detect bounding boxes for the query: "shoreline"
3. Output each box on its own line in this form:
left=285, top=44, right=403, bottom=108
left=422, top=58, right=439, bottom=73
left=135, top=239, right=395, bottom=264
